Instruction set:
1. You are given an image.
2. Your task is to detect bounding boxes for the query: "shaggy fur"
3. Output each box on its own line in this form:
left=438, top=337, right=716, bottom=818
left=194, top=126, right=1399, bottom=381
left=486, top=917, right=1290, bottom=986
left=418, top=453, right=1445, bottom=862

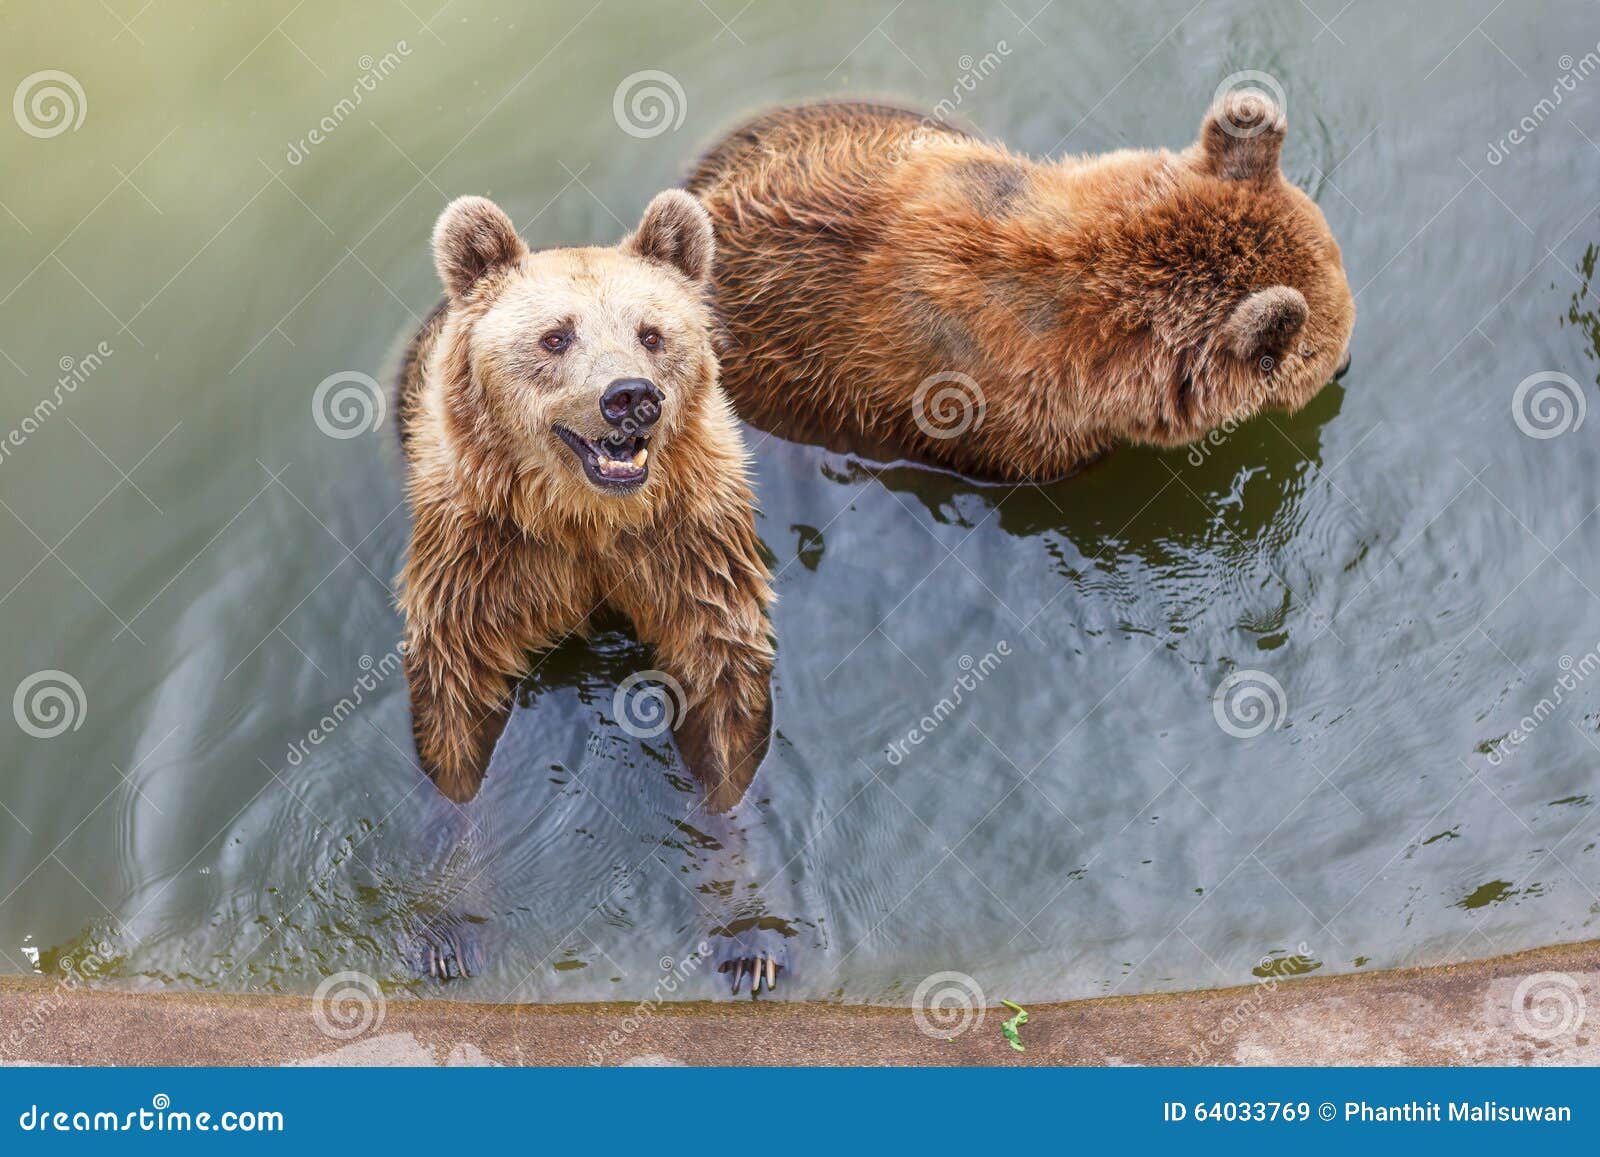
left=395, top=192, right=774, bottom=810
left=686, top=93, right=1356, bottom=481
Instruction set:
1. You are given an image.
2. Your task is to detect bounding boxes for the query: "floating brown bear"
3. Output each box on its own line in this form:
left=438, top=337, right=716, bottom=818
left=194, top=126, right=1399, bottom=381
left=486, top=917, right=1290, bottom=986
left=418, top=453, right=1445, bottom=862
left=687, top=94, right=1355, bottom=481
left=395, top=191, right=775, bottom=841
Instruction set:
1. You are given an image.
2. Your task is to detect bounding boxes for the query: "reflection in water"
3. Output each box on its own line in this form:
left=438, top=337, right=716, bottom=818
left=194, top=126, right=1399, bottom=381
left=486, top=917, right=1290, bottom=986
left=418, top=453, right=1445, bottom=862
left=1567, top=242, right=1600, bottom=387
left=862, top=380, right=1346, bottom=548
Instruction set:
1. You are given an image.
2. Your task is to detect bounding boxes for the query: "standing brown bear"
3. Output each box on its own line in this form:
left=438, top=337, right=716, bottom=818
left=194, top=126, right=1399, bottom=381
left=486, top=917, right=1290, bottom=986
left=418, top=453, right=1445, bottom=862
left=687, top=93, right=1355, bottom=481
left=395, top=191, right=782, bottom=990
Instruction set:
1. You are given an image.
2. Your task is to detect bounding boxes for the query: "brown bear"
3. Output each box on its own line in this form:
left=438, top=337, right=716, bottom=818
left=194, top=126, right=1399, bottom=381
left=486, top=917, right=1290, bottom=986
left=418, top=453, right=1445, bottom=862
left=686, top=93, right=1355, bottom=481
left=394, top=191, right=780, bottom=987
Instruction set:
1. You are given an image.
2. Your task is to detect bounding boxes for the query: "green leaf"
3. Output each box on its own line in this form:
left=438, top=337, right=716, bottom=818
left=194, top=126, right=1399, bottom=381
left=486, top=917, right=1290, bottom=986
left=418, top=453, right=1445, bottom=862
left=1000, top=1000, right=1028, bottom=1052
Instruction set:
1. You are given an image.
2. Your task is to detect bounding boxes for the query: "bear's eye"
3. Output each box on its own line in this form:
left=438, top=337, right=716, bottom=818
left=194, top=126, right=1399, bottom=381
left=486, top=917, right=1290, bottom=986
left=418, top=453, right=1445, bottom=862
left=639, top=327, right=662, bottom=351
left=540, top=330, right=571, bottom=353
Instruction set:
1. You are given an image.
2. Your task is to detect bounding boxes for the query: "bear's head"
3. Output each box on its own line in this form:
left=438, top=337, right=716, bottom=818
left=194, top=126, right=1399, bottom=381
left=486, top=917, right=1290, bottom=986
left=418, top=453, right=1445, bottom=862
left=430, top=190, right=718, bottom=525
left=1082, top=91, right=1355, bottom=445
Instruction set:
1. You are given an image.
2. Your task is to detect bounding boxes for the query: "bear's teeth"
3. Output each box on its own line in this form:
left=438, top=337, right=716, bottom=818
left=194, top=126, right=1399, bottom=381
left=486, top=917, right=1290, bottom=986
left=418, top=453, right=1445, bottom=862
left=632, top=448, right=648, bottom=467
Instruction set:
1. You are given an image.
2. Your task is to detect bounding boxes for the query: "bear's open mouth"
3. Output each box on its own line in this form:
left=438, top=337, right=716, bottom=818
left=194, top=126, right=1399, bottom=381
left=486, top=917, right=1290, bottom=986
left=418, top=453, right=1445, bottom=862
left=552, top=425, right=650, bottom=491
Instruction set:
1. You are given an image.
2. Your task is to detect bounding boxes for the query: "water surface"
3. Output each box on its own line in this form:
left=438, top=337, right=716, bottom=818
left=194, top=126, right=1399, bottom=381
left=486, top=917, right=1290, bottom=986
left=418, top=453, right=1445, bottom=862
left=2, top=0, right=1598, bottom=1004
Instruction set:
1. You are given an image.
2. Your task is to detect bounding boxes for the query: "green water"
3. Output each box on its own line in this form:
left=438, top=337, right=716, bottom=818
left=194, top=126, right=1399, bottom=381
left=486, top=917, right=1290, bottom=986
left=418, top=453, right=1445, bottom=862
left=1, top=0, right=1598, bottom=1003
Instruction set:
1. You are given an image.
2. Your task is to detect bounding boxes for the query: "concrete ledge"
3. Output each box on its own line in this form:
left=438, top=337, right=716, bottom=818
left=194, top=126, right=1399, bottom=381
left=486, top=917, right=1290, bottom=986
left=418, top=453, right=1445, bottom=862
left=2, top=940, right=1595, bottom=1066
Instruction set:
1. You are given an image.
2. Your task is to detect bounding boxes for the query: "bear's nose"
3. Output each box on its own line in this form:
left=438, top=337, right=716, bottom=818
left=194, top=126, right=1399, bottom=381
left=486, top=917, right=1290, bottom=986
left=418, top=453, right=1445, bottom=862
left=1333, top=350, right=1352, bottom=380
left=600, top=378, right=663, bottom=429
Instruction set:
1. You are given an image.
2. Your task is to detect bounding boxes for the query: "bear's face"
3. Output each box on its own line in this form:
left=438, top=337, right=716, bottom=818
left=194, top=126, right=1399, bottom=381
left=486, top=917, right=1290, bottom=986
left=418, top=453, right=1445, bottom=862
left=1084, top=92, right=1355, bottom=444
left=431, top=191, right=716, bottom=522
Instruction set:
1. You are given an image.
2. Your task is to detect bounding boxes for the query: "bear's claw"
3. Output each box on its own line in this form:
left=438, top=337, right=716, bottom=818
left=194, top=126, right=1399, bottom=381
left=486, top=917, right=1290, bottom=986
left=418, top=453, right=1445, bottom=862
left=413, top=915, right=484, bottom=982
left=714, top=928, right=789, bottom=996
left=721, top=953, right=781, bottom=995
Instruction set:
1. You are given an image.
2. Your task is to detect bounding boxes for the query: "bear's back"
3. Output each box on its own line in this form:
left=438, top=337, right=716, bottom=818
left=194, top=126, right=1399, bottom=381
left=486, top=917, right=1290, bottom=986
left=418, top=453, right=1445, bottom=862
left=686, top=99, right=970, bottom=196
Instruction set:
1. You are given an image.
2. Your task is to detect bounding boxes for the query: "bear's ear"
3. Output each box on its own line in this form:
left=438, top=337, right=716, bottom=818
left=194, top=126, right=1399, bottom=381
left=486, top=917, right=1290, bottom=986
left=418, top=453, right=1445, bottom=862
left=432, top=196, right=528, bottom=299
left=1194, top=90, right=1287, bottom=182
left=1222, top=286, right=1307, bottom=363
left=625, top=190, right=714, bottom=283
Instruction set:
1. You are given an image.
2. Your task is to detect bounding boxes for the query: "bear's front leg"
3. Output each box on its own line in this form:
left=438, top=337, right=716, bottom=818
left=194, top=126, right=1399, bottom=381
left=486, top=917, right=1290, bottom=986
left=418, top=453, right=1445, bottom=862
left=613, top=508, right=775, bottom=811
left=398, top=509, right=569, bottom=802
left=612, top=507, right=782, bottom=993
left=670, top=657, right=774, bottom=814
left=403, top=634, right=515, bottom=805
left=397, top=510, right=582, bottom=982
left=397, top=621, right=516, bottom=980
left=670, top=640, right=788, bottom=995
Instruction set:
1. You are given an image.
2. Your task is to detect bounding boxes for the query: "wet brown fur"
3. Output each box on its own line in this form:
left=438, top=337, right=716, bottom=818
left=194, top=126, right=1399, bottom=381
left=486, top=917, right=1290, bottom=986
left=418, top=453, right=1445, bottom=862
left=395, top=192, right=774, bottom=811
left=686, top=94, right=1356, bottom=481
